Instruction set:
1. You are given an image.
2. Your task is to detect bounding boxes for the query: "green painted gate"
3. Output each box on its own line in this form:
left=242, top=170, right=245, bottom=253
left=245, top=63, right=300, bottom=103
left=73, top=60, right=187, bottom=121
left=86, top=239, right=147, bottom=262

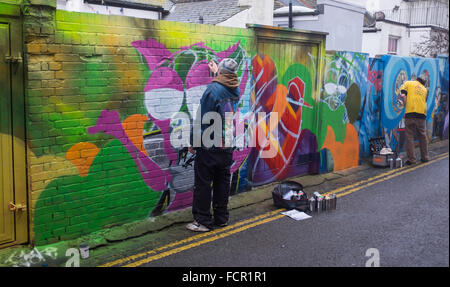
left=0, top=4, right=28, bottom=248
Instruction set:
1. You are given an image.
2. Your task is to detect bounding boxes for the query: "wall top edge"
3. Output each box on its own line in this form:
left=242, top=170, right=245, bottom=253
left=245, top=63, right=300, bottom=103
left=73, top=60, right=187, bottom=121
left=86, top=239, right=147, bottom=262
left=0, top=2, right=21, bottom=16
left=55, top=9, right=255, bottom=36
left=248, top=24, right=329, bottom=37
left=24, top=0, right=57, bottom=8
left=326, top=50, right=370, bottom=56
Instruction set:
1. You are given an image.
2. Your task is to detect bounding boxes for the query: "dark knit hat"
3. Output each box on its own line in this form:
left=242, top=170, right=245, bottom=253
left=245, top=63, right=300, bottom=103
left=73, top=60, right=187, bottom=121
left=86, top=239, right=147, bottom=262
left=218, top=58, right=238, bottom=74
left=416, top=76, right=426, bottom=86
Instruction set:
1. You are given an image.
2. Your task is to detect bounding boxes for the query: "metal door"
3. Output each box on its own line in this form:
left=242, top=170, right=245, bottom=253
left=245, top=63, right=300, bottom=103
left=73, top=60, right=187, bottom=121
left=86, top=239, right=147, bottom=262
left=251, top=26, right=326, bottom=183
left=0, top=21, right=15, bottom=245
left=0, top=13, right=28, bottom=248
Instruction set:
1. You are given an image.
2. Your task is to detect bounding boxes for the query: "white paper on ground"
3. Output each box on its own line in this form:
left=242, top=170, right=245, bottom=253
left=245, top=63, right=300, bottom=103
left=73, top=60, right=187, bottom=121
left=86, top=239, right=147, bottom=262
left=281, top=209, right=312, bottom=221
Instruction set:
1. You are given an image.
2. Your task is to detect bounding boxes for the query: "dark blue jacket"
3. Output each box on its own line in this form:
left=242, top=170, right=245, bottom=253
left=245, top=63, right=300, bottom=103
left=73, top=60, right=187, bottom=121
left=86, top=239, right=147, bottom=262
left=192, top=81, right=240, bottom=150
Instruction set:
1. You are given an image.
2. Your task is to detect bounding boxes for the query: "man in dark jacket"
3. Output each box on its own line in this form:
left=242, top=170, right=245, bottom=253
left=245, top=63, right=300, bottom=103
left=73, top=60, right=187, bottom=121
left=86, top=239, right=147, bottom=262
left=186, top=58, right=240, bottom=232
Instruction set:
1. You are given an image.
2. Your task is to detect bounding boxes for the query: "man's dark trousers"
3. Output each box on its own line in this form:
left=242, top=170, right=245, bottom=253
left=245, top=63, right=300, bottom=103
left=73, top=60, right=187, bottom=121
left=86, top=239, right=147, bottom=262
left=193, top=148, right=233, bottom=229
left=405, top=116, right=429, bottom=163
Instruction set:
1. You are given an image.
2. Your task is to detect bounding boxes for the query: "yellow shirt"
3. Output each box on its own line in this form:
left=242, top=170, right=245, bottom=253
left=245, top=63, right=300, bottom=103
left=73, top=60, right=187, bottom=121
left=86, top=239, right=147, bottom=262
left=401, top=80, right=427, bottom=116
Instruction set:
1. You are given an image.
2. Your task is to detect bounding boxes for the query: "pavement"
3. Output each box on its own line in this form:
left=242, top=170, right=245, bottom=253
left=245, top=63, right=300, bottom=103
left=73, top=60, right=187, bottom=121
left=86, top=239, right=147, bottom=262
left=0, top=139, right=448, bottom=267
left=139, top=152, right=449, bottom=267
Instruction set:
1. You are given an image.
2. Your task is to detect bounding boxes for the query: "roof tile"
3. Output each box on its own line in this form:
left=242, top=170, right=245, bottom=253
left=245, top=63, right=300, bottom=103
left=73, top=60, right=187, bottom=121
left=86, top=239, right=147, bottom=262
left=163, top=0, right=247, bottom=24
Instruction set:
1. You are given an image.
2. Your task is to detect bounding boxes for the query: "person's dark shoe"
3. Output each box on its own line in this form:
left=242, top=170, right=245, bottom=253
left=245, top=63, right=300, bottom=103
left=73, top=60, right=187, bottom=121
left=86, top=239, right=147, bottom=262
left=405, top=160, right=416, bottom=166
left=214, top=221, right=228, bottom=228
left=421, top=158, right=429, bottom=163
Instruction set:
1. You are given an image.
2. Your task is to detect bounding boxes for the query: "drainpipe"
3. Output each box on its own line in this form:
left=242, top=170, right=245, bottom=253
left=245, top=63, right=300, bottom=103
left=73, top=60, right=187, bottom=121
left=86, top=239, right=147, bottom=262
left=289, top=0, right=293, bottom=28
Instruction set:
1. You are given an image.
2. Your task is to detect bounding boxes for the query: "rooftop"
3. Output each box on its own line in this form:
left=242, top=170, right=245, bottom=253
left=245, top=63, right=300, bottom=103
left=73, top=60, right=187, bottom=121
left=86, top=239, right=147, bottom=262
left=162, top=0, right=249, bottom=24
left=274, top=0, right=317, bottom=9
left=121, top=0, right=174, bottom=9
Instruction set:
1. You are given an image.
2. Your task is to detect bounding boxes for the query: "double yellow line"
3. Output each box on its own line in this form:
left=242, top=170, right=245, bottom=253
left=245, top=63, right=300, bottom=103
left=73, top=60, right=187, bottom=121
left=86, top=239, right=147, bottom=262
left=99, top=209, right=285, bottom=267
left=323, top=152, right=448, bottom=198
left=99, top=152, right=448, bottom=267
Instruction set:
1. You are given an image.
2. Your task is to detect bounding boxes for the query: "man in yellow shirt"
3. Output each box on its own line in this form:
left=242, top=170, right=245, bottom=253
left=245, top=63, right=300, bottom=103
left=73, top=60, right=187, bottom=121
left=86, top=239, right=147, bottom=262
left=399, top=77, right=429, bottom=165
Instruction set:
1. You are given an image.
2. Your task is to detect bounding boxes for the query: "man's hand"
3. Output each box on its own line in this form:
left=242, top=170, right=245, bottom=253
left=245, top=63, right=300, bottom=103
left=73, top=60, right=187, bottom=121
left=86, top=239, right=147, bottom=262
left=208, top=61, right=218, bottom=74
left=398, top=93, right=406, bottom=108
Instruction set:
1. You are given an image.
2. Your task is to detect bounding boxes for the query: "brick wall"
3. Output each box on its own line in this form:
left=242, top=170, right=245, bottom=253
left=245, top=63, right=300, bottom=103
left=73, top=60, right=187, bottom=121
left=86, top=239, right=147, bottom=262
left=23, top=1, right=257, bottom=245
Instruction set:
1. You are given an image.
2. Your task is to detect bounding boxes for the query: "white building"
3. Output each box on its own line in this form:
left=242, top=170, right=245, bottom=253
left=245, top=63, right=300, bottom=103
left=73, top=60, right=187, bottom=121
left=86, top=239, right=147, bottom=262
left=56, top=0, right=170, bottom=19
left=273, top=0, right=366, bottom=52
left=218, top=0, right=274, bottom=28
left=57, top=0, right=275, bottom=27
left=362, top=0, right=449, bottom=57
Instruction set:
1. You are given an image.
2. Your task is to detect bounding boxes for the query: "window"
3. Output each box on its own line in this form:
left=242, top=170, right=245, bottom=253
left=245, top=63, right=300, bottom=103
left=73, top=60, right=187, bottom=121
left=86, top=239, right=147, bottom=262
left=388, top=36, right=400, bottom=54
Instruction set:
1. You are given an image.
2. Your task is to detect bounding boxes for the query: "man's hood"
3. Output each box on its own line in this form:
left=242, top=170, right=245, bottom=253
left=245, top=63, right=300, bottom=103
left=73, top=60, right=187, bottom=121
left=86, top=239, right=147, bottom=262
left=212, top=73, right=240, bottom=100
left=213, top=73, right=239, bottom=89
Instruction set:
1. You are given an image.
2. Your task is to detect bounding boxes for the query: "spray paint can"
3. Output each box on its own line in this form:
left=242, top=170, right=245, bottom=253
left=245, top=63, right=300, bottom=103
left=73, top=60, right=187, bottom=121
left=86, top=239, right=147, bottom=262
left=330, top=194, right=337, bottom=210
left=324, top=195, right=330, bottom=211
left=389, top=157, right=394, bottom=169
left=309, top=196, right=316, bottom=212
left=316, top=197, right=323, bottom=213
left=395, top=157, right=402, bottom=168
left=79, top=243, right=89, bottom=259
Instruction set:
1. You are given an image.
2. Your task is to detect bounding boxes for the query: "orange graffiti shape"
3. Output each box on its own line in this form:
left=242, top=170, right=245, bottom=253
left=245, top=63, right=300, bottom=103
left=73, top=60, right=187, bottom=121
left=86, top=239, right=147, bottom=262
left=122, top=114, right=149, bottom=156
left=66, top=142, right=100, bottom=177
left=322, top=123, right=359, bottom=171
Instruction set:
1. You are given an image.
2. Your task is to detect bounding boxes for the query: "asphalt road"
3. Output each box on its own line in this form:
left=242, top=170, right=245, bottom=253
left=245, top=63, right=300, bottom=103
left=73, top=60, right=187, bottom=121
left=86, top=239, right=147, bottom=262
left=142, top=156, right=449, bottom=267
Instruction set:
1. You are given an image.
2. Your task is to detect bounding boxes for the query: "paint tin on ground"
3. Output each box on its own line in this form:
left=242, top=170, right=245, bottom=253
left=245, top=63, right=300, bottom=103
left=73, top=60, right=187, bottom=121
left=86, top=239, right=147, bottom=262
left=389, top=158, right=394, bottom=169
left=330, top=194, right=337, bottom=210
left=79, top=243, right=89, bottom=259
left=325, top=196, right=330, bottom=211
left=396, top=157, right=403, bottom=168
left=309, top=197, right=316, bottom=212
left=316, top=197, right=323, bottom=213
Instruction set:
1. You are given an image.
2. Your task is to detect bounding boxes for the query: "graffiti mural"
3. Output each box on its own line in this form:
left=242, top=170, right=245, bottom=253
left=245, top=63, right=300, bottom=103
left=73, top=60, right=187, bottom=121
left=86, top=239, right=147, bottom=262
left=432, top=56, right=449, bottom=140
left=321, top=52, right=368, bottom=125
left=33, top=37, right=254, bottom=244
left=380, top=55, right=441, bottom=152
left=132, top=38, right=252, bottom=214
left=359, top=57, right=383, bottom=157
left=248, top=54, right=319, bottom=185
left=3, top=247, right=58, bottom=267
left=316, top=51, right=366, bottom=170
left=25, top=10, right=449, bottom=247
